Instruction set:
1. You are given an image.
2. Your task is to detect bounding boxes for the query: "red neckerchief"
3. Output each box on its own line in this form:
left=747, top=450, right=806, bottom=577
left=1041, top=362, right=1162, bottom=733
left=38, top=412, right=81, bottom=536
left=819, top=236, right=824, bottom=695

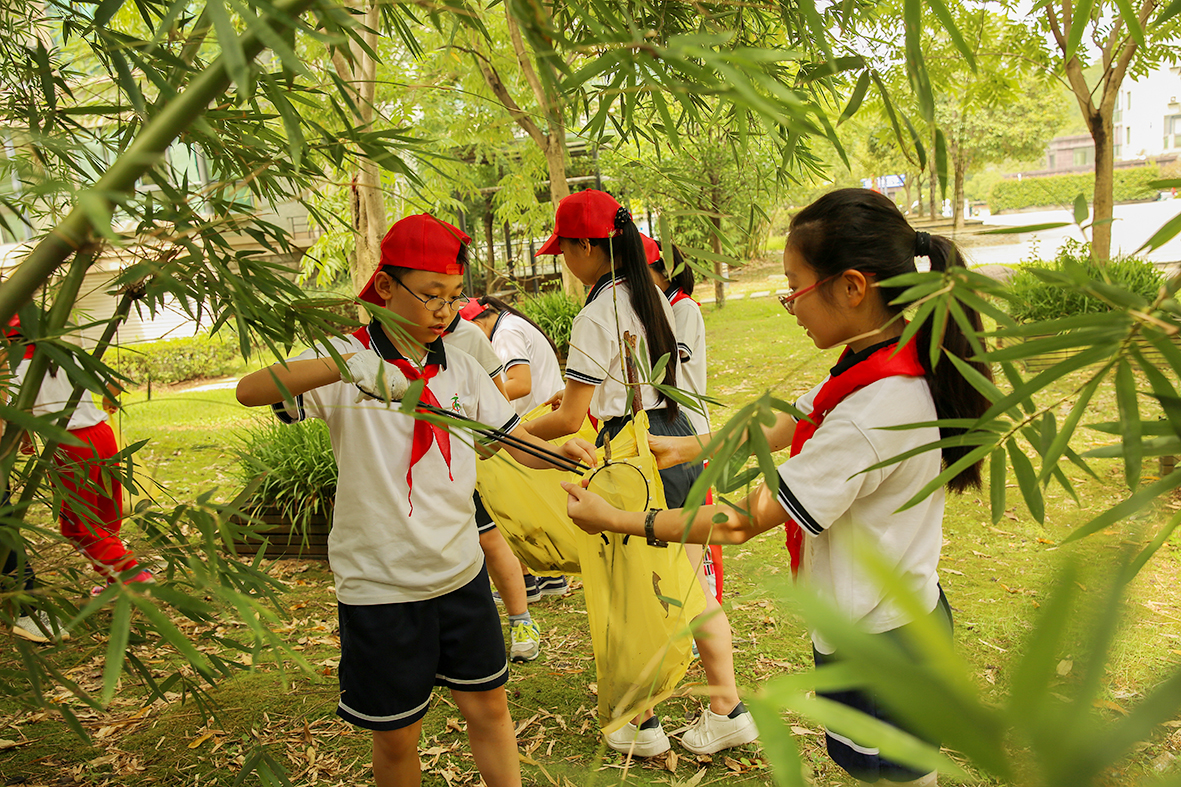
left=353, top=325, right=452, bottom=513
left=784, top=338, right=925, bottom=575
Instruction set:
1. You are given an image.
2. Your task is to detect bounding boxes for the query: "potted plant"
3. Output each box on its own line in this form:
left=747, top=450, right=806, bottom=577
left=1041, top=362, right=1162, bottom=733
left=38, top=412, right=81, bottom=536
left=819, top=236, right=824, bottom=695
left=230, top=419, right=337, bottom=559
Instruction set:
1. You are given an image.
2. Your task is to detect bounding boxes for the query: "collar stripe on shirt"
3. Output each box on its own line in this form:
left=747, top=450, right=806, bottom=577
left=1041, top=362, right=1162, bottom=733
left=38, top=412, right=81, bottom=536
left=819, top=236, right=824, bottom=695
left=585, top=273, right=626, bottom=305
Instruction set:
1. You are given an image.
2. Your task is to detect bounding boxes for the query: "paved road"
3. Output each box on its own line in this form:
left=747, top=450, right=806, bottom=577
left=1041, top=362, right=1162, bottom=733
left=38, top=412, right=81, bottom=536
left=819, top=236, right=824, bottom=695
left=967, top=199, right=1181, bottom=268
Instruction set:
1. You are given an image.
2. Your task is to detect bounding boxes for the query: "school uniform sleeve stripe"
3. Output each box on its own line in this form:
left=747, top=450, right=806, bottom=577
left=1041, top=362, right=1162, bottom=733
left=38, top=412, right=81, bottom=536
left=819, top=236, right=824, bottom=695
left=504, top=357, right=530, bottom=369
left=271, top=395, right=305, bottom=424
left=489, top=363, right=504, bottom=378
left=566, top=369, right=604, bottom=385
left=677, top=342, right=693, bottom=360
left=777, top=477, right=823, bottom=535
left=500, top=414, right=521, bottom=434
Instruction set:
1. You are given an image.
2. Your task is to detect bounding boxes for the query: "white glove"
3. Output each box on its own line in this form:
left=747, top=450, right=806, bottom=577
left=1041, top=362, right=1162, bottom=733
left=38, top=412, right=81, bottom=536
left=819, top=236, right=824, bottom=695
left=345, top=352, right=409, bottom=403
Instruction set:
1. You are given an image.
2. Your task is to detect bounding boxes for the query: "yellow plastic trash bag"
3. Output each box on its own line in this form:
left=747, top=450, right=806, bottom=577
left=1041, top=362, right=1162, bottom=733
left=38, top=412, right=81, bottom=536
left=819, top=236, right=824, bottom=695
left=474, top=406, right=594, bottom=575
left=475, top=409, right=706, bottom=728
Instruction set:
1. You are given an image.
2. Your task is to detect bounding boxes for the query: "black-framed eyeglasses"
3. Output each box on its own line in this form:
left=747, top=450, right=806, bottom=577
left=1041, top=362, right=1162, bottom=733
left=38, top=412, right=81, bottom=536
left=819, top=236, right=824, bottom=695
left=391, top=276, right=471, bottom=312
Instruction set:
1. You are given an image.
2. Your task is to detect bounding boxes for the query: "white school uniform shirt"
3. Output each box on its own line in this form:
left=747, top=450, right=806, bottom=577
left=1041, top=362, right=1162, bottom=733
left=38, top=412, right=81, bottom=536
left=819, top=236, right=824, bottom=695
left=13, top=359, right=107, bottom=431
left=665, top=287, right=709, bottom=434
left=565, top=275, right=677, bottom=421
left=273, top=324, right=519, bottom=606
left=774, top=359, right=944, bottom=655
left=444, top=316, right=504, bottom=379
left=487, top=312, right=564, bottom=417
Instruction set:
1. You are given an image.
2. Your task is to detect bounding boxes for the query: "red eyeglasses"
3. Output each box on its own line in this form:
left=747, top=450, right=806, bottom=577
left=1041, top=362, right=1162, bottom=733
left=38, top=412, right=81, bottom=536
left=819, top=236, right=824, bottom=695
left=777, top=273, right=840, bottom=314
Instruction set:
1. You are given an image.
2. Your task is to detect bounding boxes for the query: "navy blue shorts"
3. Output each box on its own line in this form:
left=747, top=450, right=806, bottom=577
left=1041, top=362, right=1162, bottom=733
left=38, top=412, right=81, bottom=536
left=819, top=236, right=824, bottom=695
left=336, top=563, right=508, bottom=731
left=813, top=588, right=953, bottom=782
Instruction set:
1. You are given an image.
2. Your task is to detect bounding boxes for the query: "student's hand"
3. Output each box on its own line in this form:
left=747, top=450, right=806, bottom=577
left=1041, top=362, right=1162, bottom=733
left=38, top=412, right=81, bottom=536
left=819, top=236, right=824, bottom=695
left=101, top=397, right=119, bottom=414
left=559, top=437, right=597, bottom=469
left=544, top=389, right=564, bottom=411
left=345, top=352, right=408, bottom=403
left=562, top=480, right=615, bottom=535
left=648, top=434, right=701, bottom=469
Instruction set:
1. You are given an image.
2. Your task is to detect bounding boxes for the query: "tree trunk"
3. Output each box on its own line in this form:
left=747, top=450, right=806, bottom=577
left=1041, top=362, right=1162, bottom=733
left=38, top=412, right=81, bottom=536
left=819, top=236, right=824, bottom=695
left=541, top=136, right=581, bottom=298
left=710, top=173, right=725, bottom=307
left=333, top=1, right=385, bottom=317
left=483, top=202, right=496, bottom=289
left=915, top=173, right=924, bottom=217
left=1090, top=108, right=1115, bottom=261
left=953, top=151, right=966, bottom=231
left=928, top=134, right=939, bottom=221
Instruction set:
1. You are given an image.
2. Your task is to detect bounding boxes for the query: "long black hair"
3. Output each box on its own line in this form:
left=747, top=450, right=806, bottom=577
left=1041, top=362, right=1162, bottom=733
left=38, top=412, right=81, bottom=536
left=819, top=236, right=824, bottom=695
left=568, top=219, right=680, bottom=418
left=787, top=188, right=991, bottom=492
left=652, top=240, right=694, bottom=297
left=470, top=294, right=560, bottom=358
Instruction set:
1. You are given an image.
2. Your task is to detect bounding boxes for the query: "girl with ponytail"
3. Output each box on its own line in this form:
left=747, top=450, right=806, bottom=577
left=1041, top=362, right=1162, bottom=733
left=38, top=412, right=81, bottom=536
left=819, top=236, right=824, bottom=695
left=564, top=188, right=990, bottom=787
left=530, top=189, right=757, bottom=759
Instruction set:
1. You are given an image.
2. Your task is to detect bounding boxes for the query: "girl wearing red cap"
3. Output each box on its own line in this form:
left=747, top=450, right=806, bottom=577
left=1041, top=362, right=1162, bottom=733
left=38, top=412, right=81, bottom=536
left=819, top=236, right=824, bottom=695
left=565, top=188, right=993, bottom=787
left=528, top=190, right=757, bottom=757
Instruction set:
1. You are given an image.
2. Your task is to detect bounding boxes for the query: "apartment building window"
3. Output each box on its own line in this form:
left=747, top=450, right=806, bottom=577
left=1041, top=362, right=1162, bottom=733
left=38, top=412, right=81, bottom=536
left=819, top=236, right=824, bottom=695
left=1073, top=147, right=1094, bottom=166
left=1165, top=115, right=1181, bottom=149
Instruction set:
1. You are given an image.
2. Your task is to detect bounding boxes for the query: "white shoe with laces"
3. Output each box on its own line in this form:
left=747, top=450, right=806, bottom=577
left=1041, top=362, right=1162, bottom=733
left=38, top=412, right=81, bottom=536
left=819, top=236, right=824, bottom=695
left=679, top=704, right=759, bottom=754
left=604, top=719, right=670, bottom=757
left=12, top=610, right=70, bottom=644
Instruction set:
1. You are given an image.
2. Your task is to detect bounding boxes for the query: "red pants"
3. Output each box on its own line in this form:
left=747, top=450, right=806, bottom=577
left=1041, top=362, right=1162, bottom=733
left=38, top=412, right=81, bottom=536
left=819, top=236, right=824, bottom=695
left=55, top=422, right=139, bottom=579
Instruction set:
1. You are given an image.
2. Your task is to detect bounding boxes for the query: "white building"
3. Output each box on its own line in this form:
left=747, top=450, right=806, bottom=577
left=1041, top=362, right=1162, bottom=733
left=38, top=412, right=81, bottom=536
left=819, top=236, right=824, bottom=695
left=1114, top=65, right=1181, bottom=162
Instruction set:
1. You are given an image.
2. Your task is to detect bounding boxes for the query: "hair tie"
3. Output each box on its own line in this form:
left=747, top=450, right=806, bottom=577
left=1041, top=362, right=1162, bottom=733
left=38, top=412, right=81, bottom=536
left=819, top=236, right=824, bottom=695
left=613, top=206, right=632, bottom=231
left=914, top=231, right=931, bottom=257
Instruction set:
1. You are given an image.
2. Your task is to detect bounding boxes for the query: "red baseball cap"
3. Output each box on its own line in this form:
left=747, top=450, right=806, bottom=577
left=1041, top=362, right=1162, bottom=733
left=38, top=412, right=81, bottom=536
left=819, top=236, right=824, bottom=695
left=536, top=190, right=627, bottom=256
left=358, top=214, right=472, bottom=306
left=458, top=300, right=485, bottom=321
left=640, top=233, right=661, bottom=265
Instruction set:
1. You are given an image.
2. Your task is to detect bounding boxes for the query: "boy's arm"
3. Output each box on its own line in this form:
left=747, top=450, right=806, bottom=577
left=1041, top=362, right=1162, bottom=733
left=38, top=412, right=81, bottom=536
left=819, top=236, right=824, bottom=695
left=236, top=355, right=354, bottom=407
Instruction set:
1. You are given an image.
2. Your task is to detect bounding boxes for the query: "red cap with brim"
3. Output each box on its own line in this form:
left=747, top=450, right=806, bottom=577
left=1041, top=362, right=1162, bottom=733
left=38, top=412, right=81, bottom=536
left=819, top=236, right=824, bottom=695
left=458, top=300, right=485, bottom=321
left=359, top=214, right=472, bottom=306
left=536, top=189, right=625, bottom=255
left=640, top=233, right=661, bottom=265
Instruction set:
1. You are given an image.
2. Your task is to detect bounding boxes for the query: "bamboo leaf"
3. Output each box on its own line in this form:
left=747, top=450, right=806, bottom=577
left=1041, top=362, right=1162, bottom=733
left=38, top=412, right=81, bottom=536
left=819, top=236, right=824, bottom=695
left=924, top=0, right=977, bottom=70
left=1112, top=0, right=1146, bottom=46
left=1065, top=0, right=1094, bottom=63
left=208, top=0, right=251, bottom=97
left=1008, top=441, right=1044, bottom=524
left=1136, top=208, right=1181, bottom=252
left=1037, top=373, right=1102, bottom=483
left=1073, top=193, right=1089, bottom=225
left=1063, top=471, right=1181, bottom=544
left=1156, top=0, right=1181, bottom=25
left=1114, top=360, right=1142, bottom=487
left=989, top=448, right=1006, bottom=524
left=838, top=70, right=870, bottom=125
left=102, top=595, right=133, bottom=705
left=935, top=129, right=948, bottom=200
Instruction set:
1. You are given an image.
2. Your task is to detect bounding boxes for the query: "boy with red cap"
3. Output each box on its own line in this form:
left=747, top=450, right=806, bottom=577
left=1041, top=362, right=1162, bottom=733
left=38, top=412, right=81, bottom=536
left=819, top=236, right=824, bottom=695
left=236, top=213, right=595, bottom=787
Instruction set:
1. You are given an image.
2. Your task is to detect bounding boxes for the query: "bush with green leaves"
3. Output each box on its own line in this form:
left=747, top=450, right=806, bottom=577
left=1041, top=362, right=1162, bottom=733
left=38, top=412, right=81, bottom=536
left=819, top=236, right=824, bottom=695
left=1006, top=240, right=1165, bottom=323
left=515, top=288, right=582, bottom=358
left=109, top=334, right=241, bottom=386
left=234, top=419, right=338, bottom=531
left=989, top=165, right=1160, bottom=213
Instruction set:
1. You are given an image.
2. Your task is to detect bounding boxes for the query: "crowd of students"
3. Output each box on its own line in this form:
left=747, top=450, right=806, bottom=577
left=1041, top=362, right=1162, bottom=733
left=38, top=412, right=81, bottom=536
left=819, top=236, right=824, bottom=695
left=5, top=186, right=988, bottom=787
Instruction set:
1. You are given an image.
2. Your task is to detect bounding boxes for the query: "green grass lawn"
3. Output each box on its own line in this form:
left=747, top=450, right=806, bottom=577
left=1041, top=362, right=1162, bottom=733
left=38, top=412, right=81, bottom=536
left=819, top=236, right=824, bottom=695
left=3, top=290, right=1181, bottom=786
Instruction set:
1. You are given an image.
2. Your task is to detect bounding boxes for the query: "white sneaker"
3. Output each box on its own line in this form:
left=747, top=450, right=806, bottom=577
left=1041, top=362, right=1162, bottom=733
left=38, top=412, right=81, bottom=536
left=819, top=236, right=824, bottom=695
left=12, top=610, right=70, bottom=644
left=680, top=706, right=759, bottom=754
left=604, top=719, right=670, bottom=757
left=509, top=620, right=541, bottom=663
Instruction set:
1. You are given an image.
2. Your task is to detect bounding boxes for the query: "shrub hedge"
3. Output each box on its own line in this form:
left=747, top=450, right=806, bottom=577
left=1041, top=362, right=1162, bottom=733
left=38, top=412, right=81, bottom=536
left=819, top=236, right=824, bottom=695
left=1005, top=239, right=1165, bottom=323
left=234, top=419, right=337, bottom=530
left=516, top=288, right=582, bottom=358
left=989, top=164, right=1160, bottom=213
left=109, top=334, right=241, bottom=386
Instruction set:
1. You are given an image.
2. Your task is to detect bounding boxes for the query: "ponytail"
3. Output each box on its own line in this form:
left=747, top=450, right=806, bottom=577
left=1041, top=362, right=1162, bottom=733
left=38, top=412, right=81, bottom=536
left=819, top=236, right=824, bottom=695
left=588, top=221, right=680, bottom=418
left=474, top=294, right=561, bottom=358
left=787, top=188, right=991, bottom=492
left=653, top=241, right=694, bottom=297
